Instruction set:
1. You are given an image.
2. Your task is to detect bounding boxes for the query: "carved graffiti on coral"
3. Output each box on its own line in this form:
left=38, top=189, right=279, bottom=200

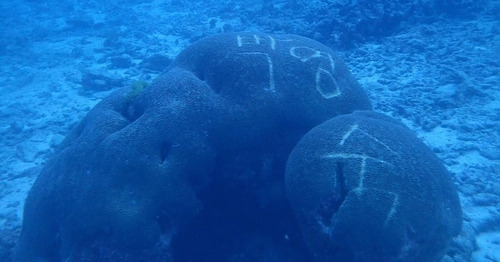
left=285, top=111, right=462, bottom=262
left=235, top=34, right=342, bottom=99
left=290, top=46, right=340, bottom=99
left=289, top=46, right=322, bottom=62
left=239, top=52, right=276, bottom=92
left=236, top=34, right=277, bottom=50
left=322, top=153, right=391, bottom=195
left=315, top=68, right=341, bottom=98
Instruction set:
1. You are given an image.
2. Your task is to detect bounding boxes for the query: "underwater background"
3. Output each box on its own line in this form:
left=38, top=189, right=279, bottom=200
left=0, top=0, right=499, bottom=261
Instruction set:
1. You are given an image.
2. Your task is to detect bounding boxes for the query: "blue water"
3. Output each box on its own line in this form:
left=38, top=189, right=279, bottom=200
left=1, top=1, right=499, bottom=261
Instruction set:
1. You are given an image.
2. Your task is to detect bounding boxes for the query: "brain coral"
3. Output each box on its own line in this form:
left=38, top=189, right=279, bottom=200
left=15, top=32, right=371, bottom=261
left=285, top=110, right=462, bottom=262
left=16, top=33, right=461, bottom=262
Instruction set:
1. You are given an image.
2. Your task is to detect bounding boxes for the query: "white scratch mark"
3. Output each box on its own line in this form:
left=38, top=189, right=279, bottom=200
left=315, top=68, right=341, bottom=98
left=358, top=128, right=398, bottom=155
left=289, top=46, right=322, bottom=62
left=384, top=194, right=399, bottom=226
left=268, top=35, right=276, bottom=50
left=240, top=52, right=275, bottom=92
left=325, top=53, right=336, bottom=72
left=237, top=35, right=243, bottom=47
left=253, top=34, right=261, bottom=44
left=340, top=124, right=359, bottom=146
